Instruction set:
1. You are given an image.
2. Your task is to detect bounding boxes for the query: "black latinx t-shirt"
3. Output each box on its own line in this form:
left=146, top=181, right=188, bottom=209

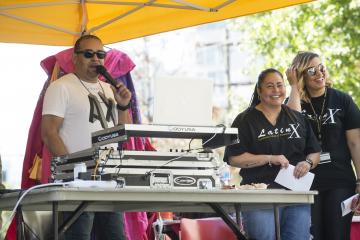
left=301, top=87, right=360, bottom=190
left=224, top=105, right=320, bottom=188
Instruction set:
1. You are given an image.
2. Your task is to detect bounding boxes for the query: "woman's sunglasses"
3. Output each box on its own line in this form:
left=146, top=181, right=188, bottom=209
left=76, top=49, right=107, bottom=59
left=305, top=64, right=325, bottom=77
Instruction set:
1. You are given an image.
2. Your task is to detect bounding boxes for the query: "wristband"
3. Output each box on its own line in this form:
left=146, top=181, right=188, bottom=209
left=116, top=102, right=131, bottom=111
left=305, top=158, right=313, bottom=168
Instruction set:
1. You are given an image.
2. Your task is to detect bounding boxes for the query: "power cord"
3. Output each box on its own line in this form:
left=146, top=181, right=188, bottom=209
left=201, top=124, right=226, bottom=147
left=188, top=138, right=195, bottom=152
left=0, top=183, right=66, bottom=236
left=188, top=124, right=227, bottom=152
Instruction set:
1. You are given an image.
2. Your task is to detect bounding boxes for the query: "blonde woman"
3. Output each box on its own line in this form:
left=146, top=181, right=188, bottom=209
left=287, top=51, right=360, bottom=240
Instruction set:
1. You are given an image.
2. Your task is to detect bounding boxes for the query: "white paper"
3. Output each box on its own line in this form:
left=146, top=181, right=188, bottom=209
left=274, top=164, right=314, bottom=191
left=341, top=194, right=359, bottom=217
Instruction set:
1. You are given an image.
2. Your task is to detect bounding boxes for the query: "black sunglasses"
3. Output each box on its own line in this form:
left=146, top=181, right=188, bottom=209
left=305, top=64, right=325, bottom=77
left=76, top=49, right=107, bottom=59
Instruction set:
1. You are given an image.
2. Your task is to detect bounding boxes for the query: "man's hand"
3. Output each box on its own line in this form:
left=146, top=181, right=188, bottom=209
left=111, top=82, right=132, bottom=107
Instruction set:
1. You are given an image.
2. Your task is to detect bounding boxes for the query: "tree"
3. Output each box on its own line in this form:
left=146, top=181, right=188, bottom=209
left=233, top=0, right=360, bottom=105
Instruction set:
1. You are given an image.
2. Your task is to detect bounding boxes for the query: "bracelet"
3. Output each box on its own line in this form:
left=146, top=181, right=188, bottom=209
left=305, top=158, right=313, bottom=168
left=267, top=155, right=272, bottom=167
left=116, top=102, right=131, bottom=111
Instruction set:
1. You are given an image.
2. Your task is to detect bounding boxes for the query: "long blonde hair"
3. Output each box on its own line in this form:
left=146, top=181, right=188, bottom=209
left=291, top=51, right=332, bottom=102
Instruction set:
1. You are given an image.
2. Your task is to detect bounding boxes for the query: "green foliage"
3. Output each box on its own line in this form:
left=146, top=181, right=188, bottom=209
left=233, top=0, right=360, bottom=105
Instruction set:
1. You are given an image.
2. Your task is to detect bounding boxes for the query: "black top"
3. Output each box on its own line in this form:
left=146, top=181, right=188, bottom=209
left=224, top=105, right=320, bottom=188
left=301, top=87, right=360, bottom=190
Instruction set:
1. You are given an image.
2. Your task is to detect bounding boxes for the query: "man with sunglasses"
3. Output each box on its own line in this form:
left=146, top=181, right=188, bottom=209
left=286, top=51, right=360, bottom=240
left=41, top=35, right=131, bottom=240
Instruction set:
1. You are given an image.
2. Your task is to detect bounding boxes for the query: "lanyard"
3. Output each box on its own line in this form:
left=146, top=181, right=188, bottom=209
left=308, top=88, right=327, bottom=143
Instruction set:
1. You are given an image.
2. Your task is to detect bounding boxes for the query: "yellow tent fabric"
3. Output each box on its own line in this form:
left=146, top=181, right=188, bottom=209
left=0, top=0, right=315, bottom=46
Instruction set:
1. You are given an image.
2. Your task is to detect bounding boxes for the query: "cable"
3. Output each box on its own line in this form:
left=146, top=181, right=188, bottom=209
left=201, top=124, right=226, bottom=148
left=0, top=183, right=66, bottom=236
left=99, top=148, right=114, bottom=174
left=93, top=148, right=113, bottom=180
left=188, top=138, right=195, bottom=152
left=93, top=160, right=100, bottom=180
left=142, top=145, right=217, bottom=181
left=115, top=147, right=124, bottom=176
left=187, top=124, right=227, bottom=152
left=144, top=151, right=192, bottom=178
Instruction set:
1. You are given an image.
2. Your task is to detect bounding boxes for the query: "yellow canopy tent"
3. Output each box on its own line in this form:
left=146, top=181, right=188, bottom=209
left=0, top=0, right=315, bottom=46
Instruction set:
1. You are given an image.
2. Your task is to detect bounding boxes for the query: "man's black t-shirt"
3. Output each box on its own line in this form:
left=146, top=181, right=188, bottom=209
left=301, top=87, right=360, bottom=190
left=224, top=105, right=320, bottom=188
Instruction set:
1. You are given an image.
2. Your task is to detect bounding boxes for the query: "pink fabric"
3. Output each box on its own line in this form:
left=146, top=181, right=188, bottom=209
left=6, top=48, right=150, bottom=240
left=104, top=49, right=136, bottom=78
left=351, top=222, right=360, bottom=240
left=40, top=48, right=135, bottom=78
left=21, top=85, right=47, bottom=188
left=180, top=218, right=237, bottom=240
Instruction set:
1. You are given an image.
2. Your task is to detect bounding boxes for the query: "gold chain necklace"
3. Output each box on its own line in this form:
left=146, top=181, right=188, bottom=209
left=308, top=87, right=327, bottom=143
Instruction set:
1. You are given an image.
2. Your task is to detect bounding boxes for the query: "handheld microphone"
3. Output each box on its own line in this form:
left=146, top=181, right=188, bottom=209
left=96, top=65, right=118, bottom=88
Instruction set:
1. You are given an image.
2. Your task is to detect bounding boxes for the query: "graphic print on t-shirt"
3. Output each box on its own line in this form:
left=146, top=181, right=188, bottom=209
left=257, top=123, right=301, bottom=140
left=303, top=108, right=341, bottom=125
left=88, top=92, right=116, bottom=129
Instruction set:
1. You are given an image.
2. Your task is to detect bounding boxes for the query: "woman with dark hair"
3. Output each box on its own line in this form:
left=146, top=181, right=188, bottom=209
left=287, top=51, right=360, bottom=240
left=224, top=68, right=320, bottom=240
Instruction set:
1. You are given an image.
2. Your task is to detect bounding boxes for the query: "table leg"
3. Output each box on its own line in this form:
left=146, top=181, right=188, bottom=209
left=16, top=206, right=24, bottom=240
left=53, top=201, right=59, bottom=240
left=274, top=204, right=281, bottom=240
left=207, top=203, right=247, bottom=240
left=59, top=201, right=90, bottom=238
left=235, top=203, right=242, bottom=225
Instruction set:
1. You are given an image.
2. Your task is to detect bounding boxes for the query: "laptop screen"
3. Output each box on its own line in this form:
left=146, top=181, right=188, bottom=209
left=153, top=77, right=213, bottom=126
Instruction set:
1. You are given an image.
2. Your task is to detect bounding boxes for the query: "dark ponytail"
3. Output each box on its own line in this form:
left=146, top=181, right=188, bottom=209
left=249, top=85, right=260, bottom=108
left=249, top=68, right=283, bottom=108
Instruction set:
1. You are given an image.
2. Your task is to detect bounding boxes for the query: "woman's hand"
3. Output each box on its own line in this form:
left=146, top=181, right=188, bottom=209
left=286, top=66, right=299, bottom=86
left=351, top=194, right=360, bottom=214
left=294, top=161, right=311, bottom=179
left=270, top=155, right=289, bottom=169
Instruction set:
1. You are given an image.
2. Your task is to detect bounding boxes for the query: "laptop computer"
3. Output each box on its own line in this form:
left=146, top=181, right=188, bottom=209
left=153, top=77, right=213, bottom=126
